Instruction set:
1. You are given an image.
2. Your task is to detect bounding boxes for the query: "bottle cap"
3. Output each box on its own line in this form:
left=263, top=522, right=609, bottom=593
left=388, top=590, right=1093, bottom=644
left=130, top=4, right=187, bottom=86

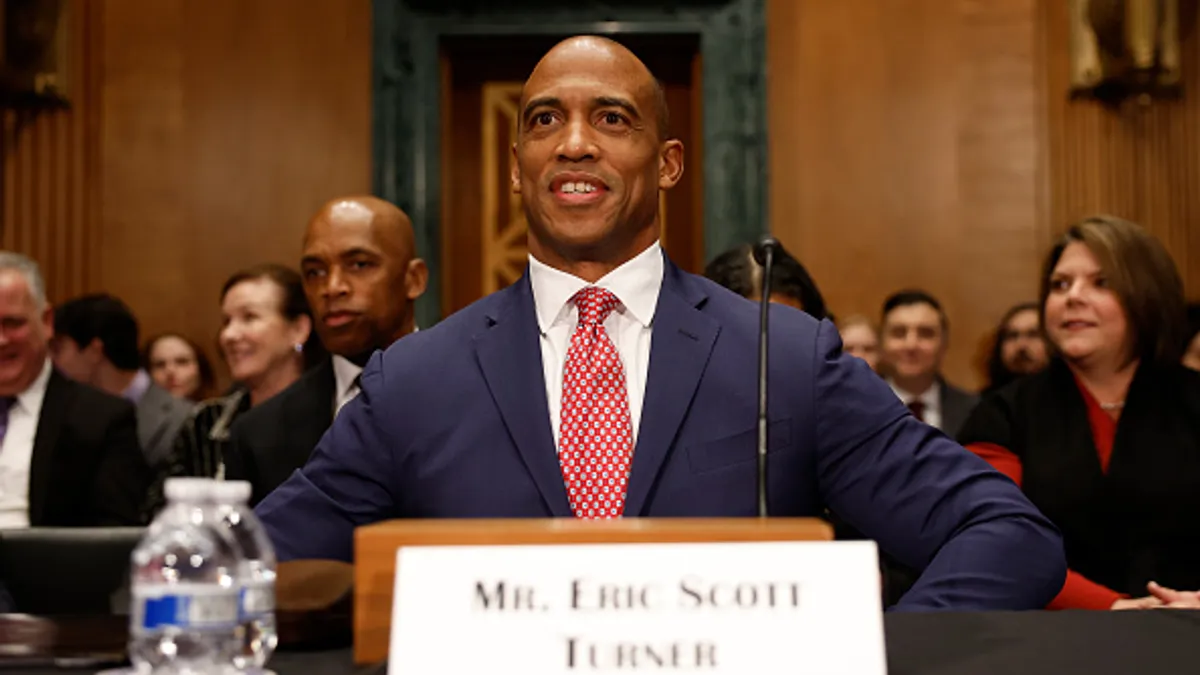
left=163, top=477, right=217, bottom=502
left=210, top=480, right=252, bottom=503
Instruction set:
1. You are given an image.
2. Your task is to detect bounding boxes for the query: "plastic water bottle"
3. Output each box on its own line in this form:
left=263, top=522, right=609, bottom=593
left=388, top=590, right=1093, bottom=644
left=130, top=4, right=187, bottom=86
left=211, top=480, right=278, bottom=671
left=129, top=477, right=241, bottom=674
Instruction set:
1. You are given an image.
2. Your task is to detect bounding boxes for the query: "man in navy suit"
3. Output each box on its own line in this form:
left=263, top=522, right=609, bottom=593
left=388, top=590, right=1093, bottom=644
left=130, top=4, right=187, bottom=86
left=257, top=36, right=1066, bottom=610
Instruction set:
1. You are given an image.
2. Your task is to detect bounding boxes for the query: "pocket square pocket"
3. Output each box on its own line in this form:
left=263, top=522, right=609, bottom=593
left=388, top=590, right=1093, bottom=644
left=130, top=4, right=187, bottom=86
left=685, top=418, right=793, bottom=474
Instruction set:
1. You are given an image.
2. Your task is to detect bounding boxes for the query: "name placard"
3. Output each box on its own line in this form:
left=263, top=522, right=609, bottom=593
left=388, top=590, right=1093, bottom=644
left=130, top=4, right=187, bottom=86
left=388, top=541, right=885, bottom=674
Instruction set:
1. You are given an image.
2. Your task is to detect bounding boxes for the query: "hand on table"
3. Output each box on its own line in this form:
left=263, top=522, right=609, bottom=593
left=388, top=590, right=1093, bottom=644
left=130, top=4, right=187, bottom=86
left=1111, top=582, right=1200, bottom=610
left=1111, top=596, right=1162, bottom=610
left=1147, top=582, right=1200, bottom=609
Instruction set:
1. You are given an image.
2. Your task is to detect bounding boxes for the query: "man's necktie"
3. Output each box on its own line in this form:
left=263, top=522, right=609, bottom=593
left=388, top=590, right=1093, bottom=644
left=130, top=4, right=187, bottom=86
left=0, top=397, right=13, bottom=447
left=907, top=400, right=926, bottom=422
left=558, top=287, right=634, bottom=519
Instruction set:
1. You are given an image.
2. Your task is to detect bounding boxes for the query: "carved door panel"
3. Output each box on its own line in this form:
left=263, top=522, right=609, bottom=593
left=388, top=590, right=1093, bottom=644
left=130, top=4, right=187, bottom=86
left=439, top=35, right=703, bottom=317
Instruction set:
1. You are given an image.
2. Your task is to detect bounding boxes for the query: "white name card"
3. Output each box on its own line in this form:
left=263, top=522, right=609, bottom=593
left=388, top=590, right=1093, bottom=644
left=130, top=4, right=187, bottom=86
left=388, top=540, right=885, bottom=675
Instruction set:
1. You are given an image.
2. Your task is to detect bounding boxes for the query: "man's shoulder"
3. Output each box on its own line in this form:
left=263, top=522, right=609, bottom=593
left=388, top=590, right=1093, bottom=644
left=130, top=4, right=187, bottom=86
left=379, top=285, right=519, bottom=361
left=674, top=267, right=826, bottom=344
left=139, top=382, right=192, bottom=421
left=43, top=372, right=137, bottom=440
left=942, top=380, right=981, bottom=404
left=49, top=371, right=134, bottom=419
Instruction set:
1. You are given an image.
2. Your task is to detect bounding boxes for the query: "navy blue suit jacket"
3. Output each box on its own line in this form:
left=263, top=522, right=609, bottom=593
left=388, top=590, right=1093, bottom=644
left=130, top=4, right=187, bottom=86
left=257, top=258, right=1065, bottom=610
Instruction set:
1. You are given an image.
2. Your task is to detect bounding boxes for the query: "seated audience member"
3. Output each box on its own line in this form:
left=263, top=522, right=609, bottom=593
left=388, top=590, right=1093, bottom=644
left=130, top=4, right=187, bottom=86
left=960, top=215, right=1200, bottom=610
left=983, top=302, right=1049, bottom=393
left=144, top=333, right=216, bottom=402
left=703, top=241, right=829, bottom=319
left=255, top=36, right=1067, bottom=612
left=144, top=264, right=316, bottom=517
left=50, top=294, right=192, bottom=468
left=1184, top=303, right=1200, bottom=372
left=880, top=290, right=978, bottom=437
left=0, top=253, right=148, bottom=527
left=837, top=314, right=881, bottom=372
left=225, top=196, right=427, bottom=505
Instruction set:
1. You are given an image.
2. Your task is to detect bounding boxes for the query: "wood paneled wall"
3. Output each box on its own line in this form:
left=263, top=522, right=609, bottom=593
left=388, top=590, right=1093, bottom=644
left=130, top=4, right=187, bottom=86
left=1, top=0, right=103, bottom=303
left=768, top=0, right=1045, bottom=389
left=99, top=0, right=372, bottom=371
left=0, top=0, right=371, bottom=381
left=1043, top=0, right=1200, bottom=295
left=768, top=0, right=1200, bottom=390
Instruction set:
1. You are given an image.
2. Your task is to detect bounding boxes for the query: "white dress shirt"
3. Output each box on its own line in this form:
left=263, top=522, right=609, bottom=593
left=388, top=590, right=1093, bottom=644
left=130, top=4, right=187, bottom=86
left=888, top=379, right=942, bottom=431
left=0, top=358, right=52, bottom=529
left=332, top=355, right=364, bottom=419
left=331, top=326, right=419, bottom=418
left=530, top=242, right=663, bottom=447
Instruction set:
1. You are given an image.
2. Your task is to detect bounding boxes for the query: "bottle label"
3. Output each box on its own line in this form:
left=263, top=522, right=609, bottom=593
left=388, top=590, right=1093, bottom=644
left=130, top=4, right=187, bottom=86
left=135, top=587, right=240, bottom=631
left=240, top=582, right=276, bottom=619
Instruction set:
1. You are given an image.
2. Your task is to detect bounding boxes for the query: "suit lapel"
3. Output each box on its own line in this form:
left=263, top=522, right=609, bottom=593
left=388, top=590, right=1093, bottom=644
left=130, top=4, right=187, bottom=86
left=286, top=360, right=335, bottom=454
left=624, top=263, right=719, bottom=515
left=475, top=276, right=570, bottom=516
left=29, top=371, right=70, bottom=525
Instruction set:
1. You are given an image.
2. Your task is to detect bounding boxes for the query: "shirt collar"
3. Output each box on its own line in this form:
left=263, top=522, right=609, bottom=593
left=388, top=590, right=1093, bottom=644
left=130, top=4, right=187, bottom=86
left=122, top=369, right=152, bottom=403
left=888, top=378, right=940, bottom=409
left=15, top=358, right=52, bottom=412
left=528, top=241, right=664, bottom=334
left=332, top=354, right=364, bottom=398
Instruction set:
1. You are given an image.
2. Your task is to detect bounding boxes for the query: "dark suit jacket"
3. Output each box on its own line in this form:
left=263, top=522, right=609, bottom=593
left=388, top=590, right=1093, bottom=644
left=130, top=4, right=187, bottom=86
left=136, top=381, right=193, bottom=468
left=257, top=257, right=1066, bottom=611
left=33, top=371, right=151, bottom=526
left=225, top=360, right=335, bottom=506
left=959, top=359, right=1200, bottom=596
left=940, top=380, right=980, bottom=439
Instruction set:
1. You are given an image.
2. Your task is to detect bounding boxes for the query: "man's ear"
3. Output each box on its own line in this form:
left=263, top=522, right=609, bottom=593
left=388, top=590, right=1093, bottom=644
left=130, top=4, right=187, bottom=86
left=85, top=338, right=106, bottom=358
left=406, top=259, right=429, bottom=300
left=510, top=143, right=522, bottom=194
left=658, top=139, right=685, bottom=190
left=41, top=304, right=54, bottom=341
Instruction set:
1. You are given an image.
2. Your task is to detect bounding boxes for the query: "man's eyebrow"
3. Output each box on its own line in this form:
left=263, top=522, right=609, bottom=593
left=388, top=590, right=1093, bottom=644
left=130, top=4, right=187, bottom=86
left=522, top=96, right=561, bottom=120
left=594, top=96, right=641, bottom=120
left=520, top=95, right=643, bottom=121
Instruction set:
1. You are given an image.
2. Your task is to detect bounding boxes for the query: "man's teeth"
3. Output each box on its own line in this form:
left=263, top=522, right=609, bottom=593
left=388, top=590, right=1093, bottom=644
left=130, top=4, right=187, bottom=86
left=561, top=181, right=598, bottom=194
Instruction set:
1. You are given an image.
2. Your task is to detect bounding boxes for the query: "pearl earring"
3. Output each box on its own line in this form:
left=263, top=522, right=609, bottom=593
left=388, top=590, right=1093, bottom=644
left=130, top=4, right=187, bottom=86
left=294, top=343, right=303, bottom=353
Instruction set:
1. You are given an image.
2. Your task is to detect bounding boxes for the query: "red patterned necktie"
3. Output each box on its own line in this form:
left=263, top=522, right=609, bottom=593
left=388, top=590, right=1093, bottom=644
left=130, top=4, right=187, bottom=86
left=558, top=286, right=634, bottom=519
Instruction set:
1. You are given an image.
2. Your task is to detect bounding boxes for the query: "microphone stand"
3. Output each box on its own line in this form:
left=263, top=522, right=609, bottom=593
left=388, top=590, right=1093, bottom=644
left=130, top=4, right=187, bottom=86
left=754, top=238, right=777, bottom=518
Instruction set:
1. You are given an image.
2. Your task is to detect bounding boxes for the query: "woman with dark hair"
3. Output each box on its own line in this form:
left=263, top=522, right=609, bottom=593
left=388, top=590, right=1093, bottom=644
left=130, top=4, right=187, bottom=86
left=703, top=242, right=829, bottom=319
left=142, top=333, right=217, bottom=402
left=143, top=264, right=318, bottom=518
left=983, top=302, right=1049, bottom=393
left=959, top=215, right=1200, bottom=610
left=1184, top=303, right=1200, bottom=371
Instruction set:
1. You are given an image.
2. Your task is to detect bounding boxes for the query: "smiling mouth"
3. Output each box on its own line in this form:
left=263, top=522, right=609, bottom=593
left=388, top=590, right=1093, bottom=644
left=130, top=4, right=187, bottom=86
left=549, top=175, right=609, bottom=205
left=1062, top=320, right=1095, bottom=331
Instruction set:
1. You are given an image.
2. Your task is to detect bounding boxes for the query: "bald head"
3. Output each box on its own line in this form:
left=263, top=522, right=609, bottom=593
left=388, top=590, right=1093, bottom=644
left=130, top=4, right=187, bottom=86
left=301, top=195, right=427, bottom=361
left=305, top=195, right=414, bottom=259
left=522, top=36, right=669, bottom=140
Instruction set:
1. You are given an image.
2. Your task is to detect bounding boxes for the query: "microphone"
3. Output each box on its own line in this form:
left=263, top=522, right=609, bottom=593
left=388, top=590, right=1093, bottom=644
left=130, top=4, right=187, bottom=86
left=753, top=237, right=778, bottom=518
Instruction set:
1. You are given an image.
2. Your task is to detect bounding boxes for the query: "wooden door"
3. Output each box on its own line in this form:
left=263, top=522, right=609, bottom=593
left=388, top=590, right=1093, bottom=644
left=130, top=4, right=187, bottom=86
left=439, top=35, right=704, bottom=317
